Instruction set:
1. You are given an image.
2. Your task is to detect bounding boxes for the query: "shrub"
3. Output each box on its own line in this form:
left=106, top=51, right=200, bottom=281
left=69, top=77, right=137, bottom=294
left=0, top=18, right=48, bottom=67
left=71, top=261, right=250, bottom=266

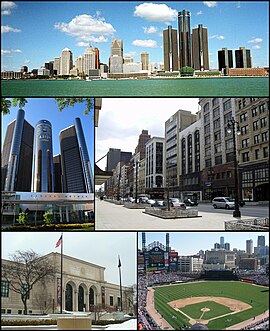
left=43, top=212, right=54, bottom=225
left=17, top=212, right=29, bottom=225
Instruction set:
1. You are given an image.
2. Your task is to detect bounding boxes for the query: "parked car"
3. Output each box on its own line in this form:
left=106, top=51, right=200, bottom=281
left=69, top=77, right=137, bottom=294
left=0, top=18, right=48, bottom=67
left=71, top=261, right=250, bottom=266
left=138, top=196, right=149, bottom=203
left=146, top=199, right=156, bottom=205
left=151, top=200, right=165, bottom=207
left=164, top=198, right=186, bottom=209
left=127, top=197, right=135, bottom=203
left=184, top=198, right=198, bottom=206
left=212, top=197, right=235, bottom=209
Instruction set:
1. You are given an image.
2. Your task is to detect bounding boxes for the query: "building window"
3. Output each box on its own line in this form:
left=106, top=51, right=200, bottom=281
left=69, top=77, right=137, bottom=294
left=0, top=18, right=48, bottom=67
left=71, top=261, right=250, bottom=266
left=212, top=98, right=219, bottom=107
left=226, top=152, right=234, bottom=162
left=117, top=297, right=121, bottom=307
left=254, top=135, right=260, bottom=144
left=240, top=113, right=248, bottom=122
left=1, top=309, right=6, bottom=314
left=204, top=124, right=210, bottom=134
left=253, top=121, right=259, bottom=131
left=205, top=159, right=212, bottom=168
left=224, top=112, right=232, bottom=124
left=260, top=117, right=267, bottom=128
left=242, top=152, right=250, bottom=162
left=223, top=99, right=231, bottom=111
left=255, top=149, right=260, bottom=160
left=241, top=138, right=249, bottom=148
left=213, top=118, right=220, bottom=129
left=241, top=125, right=248, bottom=135
left=205, top=147, right=211, bottom=157
left=251, top=107, right=258, bottom=117
left=203, top=103, right=209, bottom=112
left=213, top=107, right=220, bottom=118
left=225, top=139, right=234, bottom=150
left=261, top=132, right=268, bottom=142
left=250, top=97, right=256, bottom=103
left=259, top=103, right=266, bottom=113
left=214, top=143, right=221, bottom=153
left=109, top=296, right=114, bottom=306
left=263, top=147, right=269, bottom=158
left=215, top=155, right=222, bottom=165
left=205, top=135, right=211, bottom=145
left=227, top=171, right=232, bottom=178
left=18, top=310, right=23, bottom=314
left=204, top=113, right=210, bottom=122
left=1, top=281, right=9, bottom=297
left=7, top=309, right=12, bottom=314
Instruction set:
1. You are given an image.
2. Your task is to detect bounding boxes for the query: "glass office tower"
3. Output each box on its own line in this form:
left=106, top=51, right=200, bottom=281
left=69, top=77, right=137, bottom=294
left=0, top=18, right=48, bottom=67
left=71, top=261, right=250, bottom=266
left=32, top=120, right=54, bottom=192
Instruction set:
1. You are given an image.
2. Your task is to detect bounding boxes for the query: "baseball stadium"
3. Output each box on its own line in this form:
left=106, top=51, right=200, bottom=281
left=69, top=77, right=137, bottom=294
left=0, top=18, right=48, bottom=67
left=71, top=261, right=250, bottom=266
left=138, top=233, right=269, bottom=330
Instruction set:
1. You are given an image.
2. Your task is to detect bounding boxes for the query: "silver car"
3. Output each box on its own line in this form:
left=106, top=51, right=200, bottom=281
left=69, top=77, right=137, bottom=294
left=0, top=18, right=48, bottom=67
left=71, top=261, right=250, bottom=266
left=212, top=197, right=235, bottom=209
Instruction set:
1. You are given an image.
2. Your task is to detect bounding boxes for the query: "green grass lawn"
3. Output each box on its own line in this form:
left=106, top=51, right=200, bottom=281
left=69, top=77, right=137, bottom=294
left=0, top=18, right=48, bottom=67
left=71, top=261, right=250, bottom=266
left=154, top=281, right=269, bottom=330
left=180, top=300, right=233, bottom=320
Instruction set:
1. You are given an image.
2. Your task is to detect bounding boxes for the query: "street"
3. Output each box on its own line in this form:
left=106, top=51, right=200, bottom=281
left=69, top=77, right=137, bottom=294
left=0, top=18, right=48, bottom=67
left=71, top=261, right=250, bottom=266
left=95, top=199, right=269, bottom=231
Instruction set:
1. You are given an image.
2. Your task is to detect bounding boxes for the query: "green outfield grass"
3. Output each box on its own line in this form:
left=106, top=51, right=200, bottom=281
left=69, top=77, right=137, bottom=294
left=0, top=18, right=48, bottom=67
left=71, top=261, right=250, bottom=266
left=153, top=281, right=269, bottom=330
left=180, top=300, right=233, bottom=320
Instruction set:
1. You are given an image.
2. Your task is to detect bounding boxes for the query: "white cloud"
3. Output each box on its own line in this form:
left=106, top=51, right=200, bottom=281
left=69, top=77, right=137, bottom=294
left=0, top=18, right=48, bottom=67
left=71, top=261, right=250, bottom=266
left=134, top=3, right=177, bottom=22
left=236, top=2, right=241, bottom=9
left=143, top=26, right=158, bottom=34
left=54, top=14, right=115, bottom=43
left=24, top=59, right=31, bottom=63
left=1, top=25, right=21, bottom=33
left=124, top=51, right=137, bottom=58
left=1, top=1, right=16, bottom=15
left=132, top=39, right=158, bottom=48
left=1, top=10, right=11, bottom=15
left=203, top=1, right=217, bottom=7
left=1, top=49, right=22, bottom=54
left=252, top=45, right=261, bottom=49
left=248, top=38, right=263, bottom=43
left=210, top=35, right=225, bottom=40
left=196, top=11, right=203, bottom=15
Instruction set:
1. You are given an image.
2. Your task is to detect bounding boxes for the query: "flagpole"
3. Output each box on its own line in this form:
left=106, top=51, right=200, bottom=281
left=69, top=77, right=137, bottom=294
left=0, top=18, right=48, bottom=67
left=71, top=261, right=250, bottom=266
left=118, top=255, right=123, bottom=312
left=60, top=232, right=63, bottom=314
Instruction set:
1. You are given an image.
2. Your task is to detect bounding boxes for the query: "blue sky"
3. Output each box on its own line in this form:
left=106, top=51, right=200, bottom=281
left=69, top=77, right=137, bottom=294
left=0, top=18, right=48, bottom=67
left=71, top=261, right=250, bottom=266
left=1, top=98, right=94, bottom=174
left=138, top=232, right=269, bottom=255
left=1, top=1, right=269, bottom=71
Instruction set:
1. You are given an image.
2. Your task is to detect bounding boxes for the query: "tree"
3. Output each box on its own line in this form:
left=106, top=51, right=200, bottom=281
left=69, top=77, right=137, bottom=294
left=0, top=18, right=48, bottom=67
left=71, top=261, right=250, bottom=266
left=17, top=212, right=29, bottom=225
left=2, top=250, right=55, bottom=315
left=180, top=66, right=195, bottom=77
left=1, top=98, right=93, bottom=115
left=43, top=211, right=53, bottom=225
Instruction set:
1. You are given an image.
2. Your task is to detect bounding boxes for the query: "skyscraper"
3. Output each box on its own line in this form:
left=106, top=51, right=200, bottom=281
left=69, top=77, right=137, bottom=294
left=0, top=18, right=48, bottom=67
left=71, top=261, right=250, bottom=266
left=84, top=44, right=96, bottom=75
left=220, top=236, right=225, bottom=248
left=141, top=52, right=149, bottom=71
left=94, top=47, right=100, bottom=69
left=257, top=236, right=265, bottom=247
left=135, top=130, right=151, bottom=159
left=163, top=26, right=179, bottom=72
left=53, top=57, right=60, bottom=75
left=32, top=120, right=54, bottom=192
left=235, top=47, right=251, bottom=68
left=109, top=39, right=123, bottom=73
left=60, top=48, right=73, bottom=76
left=246, top=239, right=254, bottom=255
left=218, top=48, right=233, bottom=72
left=53, top=154, right=62, bottom=193
left=2, top=109, right=34, bottom=192
left=60, top=118, right=94, bottom=193
left=178, top=10, right=192, bottom=68
left=106, top=148, right=132, bottom=172
left=192, top=24, right=209, bottom=71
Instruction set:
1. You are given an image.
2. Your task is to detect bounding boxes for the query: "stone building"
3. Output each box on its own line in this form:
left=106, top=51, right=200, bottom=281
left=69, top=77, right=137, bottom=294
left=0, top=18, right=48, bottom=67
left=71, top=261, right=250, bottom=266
left=1, top=253, right=134, bottom=315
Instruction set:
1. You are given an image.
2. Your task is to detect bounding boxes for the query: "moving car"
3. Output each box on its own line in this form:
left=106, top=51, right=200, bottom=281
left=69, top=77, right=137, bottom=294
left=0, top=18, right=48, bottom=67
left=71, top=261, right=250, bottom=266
left=184, top=198, right=198, bottom=206
left=212, top=197, right=235, bottom=209
left=164, top=198, right=186, bottom=209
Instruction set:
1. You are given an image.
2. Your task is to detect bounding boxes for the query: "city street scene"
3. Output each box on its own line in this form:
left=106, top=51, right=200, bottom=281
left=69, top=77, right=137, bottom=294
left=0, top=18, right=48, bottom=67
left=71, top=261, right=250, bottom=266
left=1, top=98, right=95, bottom=230
left=95, top=98, right=269, bottom=231
left=1, top=232, right=137, bottom=330
left=138, top=232, right=269, bottom=330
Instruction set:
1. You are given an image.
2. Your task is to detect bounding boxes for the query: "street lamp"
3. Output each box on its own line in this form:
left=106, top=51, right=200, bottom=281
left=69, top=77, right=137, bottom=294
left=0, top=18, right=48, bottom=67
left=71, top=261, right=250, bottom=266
left=226, top=117, right=241, bottom=218
left=133, top=161, right=140, bottom=203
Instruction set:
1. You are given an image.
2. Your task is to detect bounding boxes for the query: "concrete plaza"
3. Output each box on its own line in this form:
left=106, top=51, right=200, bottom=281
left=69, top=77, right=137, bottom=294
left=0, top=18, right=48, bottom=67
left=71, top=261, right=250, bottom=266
left=95, top=199, right=261, bottom=231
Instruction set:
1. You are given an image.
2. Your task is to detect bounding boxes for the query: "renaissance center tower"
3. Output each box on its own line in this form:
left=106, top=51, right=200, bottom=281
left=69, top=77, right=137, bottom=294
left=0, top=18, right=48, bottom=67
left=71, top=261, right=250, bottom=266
left=32, top=120, right=54, bottom=192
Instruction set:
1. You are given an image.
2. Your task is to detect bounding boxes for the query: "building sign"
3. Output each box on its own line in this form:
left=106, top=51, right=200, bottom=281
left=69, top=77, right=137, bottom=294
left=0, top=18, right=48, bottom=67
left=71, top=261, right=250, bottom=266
left=57, top=278, right=61, bottom=307
left=242, top=188, right=253, bottom=201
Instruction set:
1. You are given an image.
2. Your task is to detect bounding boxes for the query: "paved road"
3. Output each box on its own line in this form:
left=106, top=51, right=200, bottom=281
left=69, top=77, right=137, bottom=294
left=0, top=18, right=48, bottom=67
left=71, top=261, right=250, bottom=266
left=95, top=199, right=268, bottom=231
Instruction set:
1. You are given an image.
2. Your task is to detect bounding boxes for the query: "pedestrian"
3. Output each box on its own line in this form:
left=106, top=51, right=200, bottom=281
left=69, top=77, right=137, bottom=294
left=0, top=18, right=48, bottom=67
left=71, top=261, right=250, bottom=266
left=253, top=316, right=255, bottom=320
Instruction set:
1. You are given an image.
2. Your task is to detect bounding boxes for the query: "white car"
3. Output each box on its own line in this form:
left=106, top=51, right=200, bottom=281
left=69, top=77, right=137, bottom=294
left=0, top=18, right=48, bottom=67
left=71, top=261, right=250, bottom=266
left=212, top=197, right=235, bottom=209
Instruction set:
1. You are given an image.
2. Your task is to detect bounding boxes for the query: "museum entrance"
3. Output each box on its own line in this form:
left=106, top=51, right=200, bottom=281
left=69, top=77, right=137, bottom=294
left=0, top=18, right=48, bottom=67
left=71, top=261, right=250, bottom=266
left=65, top=283, right=73, bottom=311
left=89, top=287, right=95, bottom=311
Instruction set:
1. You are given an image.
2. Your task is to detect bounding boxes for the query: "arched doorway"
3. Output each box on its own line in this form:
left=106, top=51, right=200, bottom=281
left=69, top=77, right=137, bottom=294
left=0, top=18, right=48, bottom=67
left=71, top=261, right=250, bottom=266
left=89, top=287, right=95, bottom=311
left=65, top=283, right=73, bottom=311
left=78, top=285, right=84, bottom=311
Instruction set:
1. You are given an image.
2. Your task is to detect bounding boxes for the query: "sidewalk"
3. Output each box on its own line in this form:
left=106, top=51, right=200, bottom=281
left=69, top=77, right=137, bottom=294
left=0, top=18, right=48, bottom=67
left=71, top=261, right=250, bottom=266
left=95, top=199, right=254, bottom=231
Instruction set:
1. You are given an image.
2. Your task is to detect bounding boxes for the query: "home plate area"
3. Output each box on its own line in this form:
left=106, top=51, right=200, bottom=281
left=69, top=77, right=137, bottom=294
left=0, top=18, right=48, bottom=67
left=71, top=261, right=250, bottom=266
left=168, top=296, right=251, bottom=325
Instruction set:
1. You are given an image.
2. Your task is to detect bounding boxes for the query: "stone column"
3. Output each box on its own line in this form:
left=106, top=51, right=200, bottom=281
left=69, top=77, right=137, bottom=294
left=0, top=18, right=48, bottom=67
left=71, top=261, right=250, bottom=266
left=59, top=206, right=62, bottom=223
left=66, top=206, right=69, bottom=223
left=74, top=288, right=78, bottom=312
left=85, top=290, right=89, bottom=312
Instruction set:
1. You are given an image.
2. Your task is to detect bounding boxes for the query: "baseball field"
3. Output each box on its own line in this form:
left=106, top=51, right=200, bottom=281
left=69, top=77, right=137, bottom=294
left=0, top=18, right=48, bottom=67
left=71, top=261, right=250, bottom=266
left=153, top=281, right=269, bottom=330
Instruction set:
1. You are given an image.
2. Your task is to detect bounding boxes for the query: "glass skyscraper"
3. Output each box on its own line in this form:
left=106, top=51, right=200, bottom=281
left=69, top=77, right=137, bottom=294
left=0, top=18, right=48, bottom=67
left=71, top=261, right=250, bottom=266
left=178, top=10, right=192, bottom=69
left=32, top=120, right=54, bottom=192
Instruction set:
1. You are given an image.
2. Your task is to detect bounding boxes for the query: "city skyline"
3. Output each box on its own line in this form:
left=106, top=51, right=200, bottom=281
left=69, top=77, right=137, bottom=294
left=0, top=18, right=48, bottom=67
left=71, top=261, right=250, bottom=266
left=96, top=98, right=200, bottom=177
left=1, top=98, right=94, bottom=176
left=138, top=232, right=269, bottom=256
left=1, top=1, right=269, bottom=71
left=2, top=232, right=136, bottom=286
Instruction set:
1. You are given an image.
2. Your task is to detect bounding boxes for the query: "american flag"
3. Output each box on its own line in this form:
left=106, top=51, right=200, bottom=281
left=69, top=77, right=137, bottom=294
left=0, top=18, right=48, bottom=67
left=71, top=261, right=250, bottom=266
left=55, top=235, right=62, bottom=248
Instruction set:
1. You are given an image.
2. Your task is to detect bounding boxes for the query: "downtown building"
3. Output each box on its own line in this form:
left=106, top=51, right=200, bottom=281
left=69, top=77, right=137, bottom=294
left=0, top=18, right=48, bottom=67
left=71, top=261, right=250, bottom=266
left=218, top=48, right=234, bottom=73
left=192, top=24, right=209, bottom=71
left=1, top=253, right=134, bottom=315
left=59, top=48, right=73, bottom=76
left=178, top=10, right=192, bottom=69
left=109, top=39, right=124, bottom=74
left=163, top=26, right=179, bottom=72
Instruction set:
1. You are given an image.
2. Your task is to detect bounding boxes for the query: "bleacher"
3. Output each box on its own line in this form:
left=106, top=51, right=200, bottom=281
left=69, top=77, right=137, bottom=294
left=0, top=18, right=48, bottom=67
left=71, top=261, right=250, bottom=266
left=199, top=269, right=239, bottom=281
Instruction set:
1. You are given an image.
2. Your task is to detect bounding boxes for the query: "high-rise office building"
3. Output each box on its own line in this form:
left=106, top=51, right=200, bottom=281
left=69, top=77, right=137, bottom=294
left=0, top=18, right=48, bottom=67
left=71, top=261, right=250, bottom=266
left=163, top=26, right=179, bottom=72
left=220, top=236, right=225, bottom=248
left=94, top=47, right=100, bottom=69
left=2, top=109, right=34, bottom=192
left=218, top=48, right=233, bottom=72
left=84, top=44, right=96, bottom=76
left=53, top=57, right=60, bottom=75
left=53, top=154, right=62, bottom=193
left=32, top=120, right=54, bottom=192
left=135, top=130, right=151, bottom=159
left=109, top=39, right=123, bottom=73
left=192, top=24, right=209, bottom=71
left=106, top=148, right=132, bottom=172
left=60, top=118, right=94, bottom=193
left=235, top=47, right=251, bottom=68
left=224, top=243, right=230, bottom=251
left=75, top=55, right=85, bottom=75
left=257, top=236, right=265, bottom=247
left=141, top=52, right=149, bottom=71
left=246, top=239, right=253, bottom=255
left=178, top=10, right=192, bottom=68
left=60, top=48, right=73, bottom=76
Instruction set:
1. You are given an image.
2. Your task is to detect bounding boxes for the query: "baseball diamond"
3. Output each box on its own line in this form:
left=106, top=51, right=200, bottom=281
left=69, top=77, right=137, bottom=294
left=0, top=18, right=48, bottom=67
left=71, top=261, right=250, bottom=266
left=151, top=281, right=269, bottom=330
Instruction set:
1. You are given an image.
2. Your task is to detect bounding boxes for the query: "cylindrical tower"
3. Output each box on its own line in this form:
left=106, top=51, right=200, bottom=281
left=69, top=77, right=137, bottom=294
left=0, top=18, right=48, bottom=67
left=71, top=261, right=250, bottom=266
left=4, top=108, right=25, bottom=191
left=74, top=117, right=94, bottom=193
left=32, top=120, right=54, bottom=192
left=178, top=10, right=192, bottom=68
